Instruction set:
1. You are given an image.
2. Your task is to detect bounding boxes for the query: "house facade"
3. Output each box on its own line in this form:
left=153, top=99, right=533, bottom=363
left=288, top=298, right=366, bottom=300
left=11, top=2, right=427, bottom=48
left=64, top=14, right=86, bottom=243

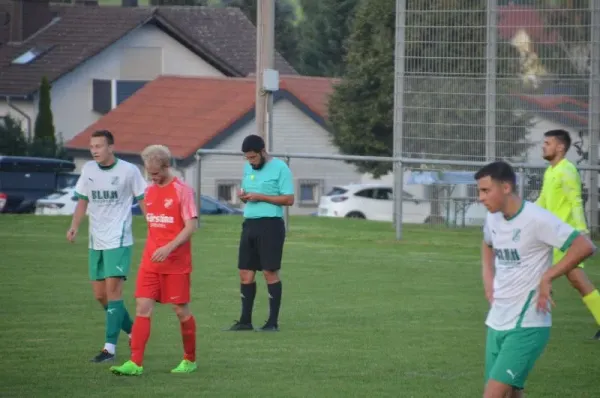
left=0, top=1, right=295, bottom=143
left=66, top=75, right=363, bottom=216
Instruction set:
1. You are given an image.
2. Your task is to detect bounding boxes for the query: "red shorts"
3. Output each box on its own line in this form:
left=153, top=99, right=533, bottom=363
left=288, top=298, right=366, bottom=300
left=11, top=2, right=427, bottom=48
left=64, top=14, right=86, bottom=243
left=135, top=267, right=191, bottom=304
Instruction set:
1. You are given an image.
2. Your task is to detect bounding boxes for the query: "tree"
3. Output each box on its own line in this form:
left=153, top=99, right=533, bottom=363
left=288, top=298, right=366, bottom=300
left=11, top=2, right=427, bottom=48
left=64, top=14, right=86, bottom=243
left=329, top=0, right=533, bottom=178
left=0, top=115, right=28, bottom=156
left=221, top=0, right=300, bottom=67
left=32, top=76, right=57, bottom=158
left=295, top=0, right=359, bottom=77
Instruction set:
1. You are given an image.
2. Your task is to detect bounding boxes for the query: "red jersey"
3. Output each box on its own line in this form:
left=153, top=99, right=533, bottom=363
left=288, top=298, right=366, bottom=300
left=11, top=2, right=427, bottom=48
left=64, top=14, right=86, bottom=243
left=141, top=177, right=197, bottom=274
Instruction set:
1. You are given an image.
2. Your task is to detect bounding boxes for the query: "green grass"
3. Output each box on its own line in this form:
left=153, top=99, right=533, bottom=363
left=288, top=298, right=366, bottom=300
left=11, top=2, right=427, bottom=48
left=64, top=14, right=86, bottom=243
left=1, top=215, right=599, bottom=397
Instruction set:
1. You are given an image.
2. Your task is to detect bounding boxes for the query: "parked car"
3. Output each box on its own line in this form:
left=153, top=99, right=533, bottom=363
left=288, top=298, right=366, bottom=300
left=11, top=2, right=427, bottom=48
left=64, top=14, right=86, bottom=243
left=317, top=183, right=430, bottom=223
left=0, top=156, right=76, bottom=214
left=131, top=194, right=243, bottom=216
left=35, top=187, right=80, bottom=216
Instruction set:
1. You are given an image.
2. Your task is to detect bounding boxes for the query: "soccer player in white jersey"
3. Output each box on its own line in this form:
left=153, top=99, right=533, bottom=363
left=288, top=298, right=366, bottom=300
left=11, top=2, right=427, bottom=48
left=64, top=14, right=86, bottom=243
left=475, top=161, right=596, bottom=398
left=67, top=130, right=147, bottom=363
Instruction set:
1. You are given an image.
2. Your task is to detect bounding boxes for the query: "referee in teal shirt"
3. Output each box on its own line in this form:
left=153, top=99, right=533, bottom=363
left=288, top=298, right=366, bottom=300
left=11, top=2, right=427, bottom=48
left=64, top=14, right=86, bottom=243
left=225, top=134, right=295, bottom=332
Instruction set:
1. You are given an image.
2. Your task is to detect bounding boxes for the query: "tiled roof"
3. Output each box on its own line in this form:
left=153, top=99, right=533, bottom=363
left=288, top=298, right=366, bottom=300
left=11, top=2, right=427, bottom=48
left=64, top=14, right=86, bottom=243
left=65, top=75, right=337, bottom=160
left=517, top=94, right=588, bottom=130
left=0, top=4, right=296, bottom=97
left=497, top=4, right=559, bottom=44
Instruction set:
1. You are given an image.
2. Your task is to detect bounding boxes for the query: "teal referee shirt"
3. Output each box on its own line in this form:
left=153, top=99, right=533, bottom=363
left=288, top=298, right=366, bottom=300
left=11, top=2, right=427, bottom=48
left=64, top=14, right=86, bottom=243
left=241, top=158, right=294, bottom=219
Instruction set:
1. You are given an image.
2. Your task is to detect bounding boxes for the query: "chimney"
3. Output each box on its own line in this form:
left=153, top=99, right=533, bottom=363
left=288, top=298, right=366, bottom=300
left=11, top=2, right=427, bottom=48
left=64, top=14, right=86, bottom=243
left=8, top=0, right=53, bottom=43
left=0, top=7, right=11, bottom=45
left=122, top=0, right=138, bottom=6
left=74, top=0, right=98, bottom=5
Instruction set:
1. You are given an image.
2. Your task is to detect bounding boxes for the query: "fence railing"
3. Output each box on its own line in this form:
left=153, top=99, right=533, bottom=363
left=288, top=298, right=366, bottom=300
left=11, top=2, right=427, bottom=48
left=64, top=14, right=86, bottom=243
left=193, top=149, right=600, bottom=240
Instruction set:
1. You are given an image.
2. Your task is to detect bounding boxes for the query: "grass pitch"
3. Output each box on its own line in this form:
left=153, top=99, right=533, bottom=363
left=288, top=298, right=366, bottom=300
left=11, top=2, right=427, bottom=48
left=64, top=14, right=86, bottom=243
left=0, top=215, right=599, bottom=397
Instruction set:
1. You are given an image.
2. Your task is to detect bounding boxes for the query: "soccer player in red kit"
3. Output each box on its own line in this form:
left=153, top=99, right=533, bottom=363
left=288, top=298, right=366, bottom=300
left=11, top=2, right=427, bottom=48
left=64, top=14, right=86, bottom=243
left=110, top=145, right=198, bottom=376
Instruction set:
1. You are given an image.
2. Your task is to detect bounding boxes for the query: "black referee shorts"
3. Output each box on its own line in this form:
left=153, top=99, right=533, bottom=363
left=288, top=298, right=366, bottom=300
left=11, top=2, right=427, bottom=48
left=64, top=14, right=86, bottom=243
left=238, top=217, right=286, bottom=272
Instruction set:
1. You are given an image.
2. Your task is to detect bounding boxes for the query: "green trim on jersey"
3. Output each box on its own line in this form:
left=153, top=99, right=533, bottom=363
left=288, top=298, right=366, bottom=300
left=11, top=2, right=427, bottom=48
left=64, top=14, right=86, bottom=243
left=119, top=221, right=126, bottom=247
left=516, top=289, right=535, bottom=328
left=135, top=194, right=145, bottom=201
left=97, top=158, right=119, bottom=171
left=559, top=230, right=580, bottom=252
left=75, top=191, right=88, bottom=201
left=504, top=200, right=525, bottom=221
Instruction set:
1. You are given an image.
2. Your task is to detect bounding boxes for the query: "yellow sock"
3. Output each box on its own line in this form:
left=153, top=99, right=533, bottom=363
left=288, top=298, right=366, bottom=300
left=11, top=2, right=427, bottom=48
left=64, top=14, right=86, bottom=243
left=582, top=290, right=600, bottom=326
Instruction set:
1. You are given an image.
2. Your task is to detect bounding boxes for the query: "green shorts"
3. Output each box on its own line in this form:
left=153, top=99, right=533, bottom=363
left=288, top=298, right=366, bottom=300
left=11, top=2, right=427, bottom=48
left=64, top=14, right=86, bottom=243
left=484, top=326, right=550, bottom=389
left=88, top=246, right=132, bottom=281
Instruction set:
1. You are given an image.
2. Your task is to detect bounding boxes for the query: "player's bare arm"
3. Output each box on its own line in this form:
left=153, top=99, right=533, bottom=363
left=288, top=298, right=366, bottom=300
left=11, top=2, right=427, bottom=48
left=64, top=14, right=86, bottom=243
left=67, top=199, right=88, bottom=242
left=137, top=199, right=147, bottom=217
left=481, top=241, right=495, bottom=303
left=242, top=193, right=294, bottom=206
left=538, top=235, right=596, bottom=312
left=151, top=218, right=198, bottom=262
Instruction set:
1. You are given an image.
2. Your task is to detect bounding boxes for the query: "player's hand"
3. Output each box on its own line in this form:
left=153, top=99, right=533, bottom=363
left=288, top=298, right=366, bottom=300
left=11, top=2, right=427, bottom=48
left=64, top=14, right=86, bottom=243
left=485, top=288, right=494, bottom=304
left=242, top=193, right=263, bottom=202
left=537, top=277, right=555, bottom=313
left=151, top=245, right=173, bottom=262
left=66, top=228, right=77, bottom=243
left=237, top=189, right=246, bottom=198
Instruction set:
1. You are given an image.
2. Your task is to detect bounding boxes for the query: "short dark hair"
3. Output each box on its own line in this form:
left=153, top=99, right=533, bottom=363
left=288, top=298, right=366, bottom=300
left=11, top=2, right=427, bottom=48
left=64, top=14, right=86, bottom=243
left=544, top=129, right=571, bottom=152
left=91, top=129, right=115, bottom=145
left=241, top=134, right=265, bottom=153
left=474, top=160, right=517, bottom=189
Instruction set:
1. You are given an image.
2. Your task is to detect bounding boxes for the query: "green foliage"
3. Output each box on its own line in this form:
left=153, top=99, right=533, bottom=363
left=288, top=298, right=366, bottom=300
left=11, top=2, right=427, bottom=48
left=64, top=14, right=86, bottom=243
left=0, top=115, right=29, bottom=156
left=329, top=0, right=533, bottom=177
left=1, top=77, right=70, bottom=160
left=0, top=113, right=71, bottom=160
left=216, top=0, right=300, bottom=67
left=327, top=0, right=395, bottom=177
left=33, top=77, right=57, bottom=157
left=295, top=0, right=359, bottom=77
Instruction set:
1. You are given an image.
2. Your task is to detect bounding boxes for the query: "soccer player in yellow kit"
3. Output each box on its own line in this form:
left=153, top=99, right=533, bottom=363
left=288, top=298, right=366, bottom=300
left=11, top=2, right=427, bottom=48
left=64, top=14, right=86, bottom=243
left=537, top=129, right=600, bottom=340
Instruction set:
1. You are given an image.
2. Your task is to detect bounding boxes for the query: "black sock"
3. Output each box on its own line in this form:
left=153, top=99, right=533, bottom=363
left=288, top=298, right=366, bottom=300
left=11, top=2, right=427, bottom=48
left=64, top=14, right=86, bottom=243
left=267, top=281, right=282, bottom=326
left=240, top=282, right=256, bottom=324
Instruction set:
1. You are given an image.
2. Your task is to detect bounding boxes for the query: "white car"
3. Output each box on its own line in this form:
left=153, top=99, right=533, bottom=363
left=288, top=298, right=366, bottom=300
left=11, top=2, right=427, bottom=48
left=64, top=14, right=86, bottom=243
left=35, top=188, right=80, bottom=216
left=317, top=183, right=430, bottom=223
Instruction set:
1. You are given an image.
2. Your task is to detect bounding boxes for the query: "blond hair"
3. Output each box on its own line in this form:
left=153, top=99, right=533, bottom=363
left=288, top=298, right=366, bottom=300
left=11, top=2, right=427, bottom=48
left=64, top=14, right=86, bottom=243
left=141, top=144, right=171, bottom=168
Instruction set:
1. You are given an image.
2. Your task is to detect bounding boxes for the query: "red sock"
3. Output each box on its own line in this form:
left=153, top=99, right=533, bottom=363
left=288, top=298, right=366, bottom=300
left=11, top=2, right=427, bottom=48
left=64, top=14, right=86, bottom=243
left=130, top=316, right=151, bottom=366
left=180, top=316, right=196, bottom=362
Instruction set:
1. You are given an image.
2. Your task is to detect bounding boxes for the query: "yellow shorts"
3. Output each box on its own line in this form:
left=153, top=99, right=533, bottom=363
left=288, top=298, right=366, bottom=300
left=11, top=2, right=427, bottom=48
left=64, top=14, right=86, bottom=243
left=553, top=248, right=584, bottom=268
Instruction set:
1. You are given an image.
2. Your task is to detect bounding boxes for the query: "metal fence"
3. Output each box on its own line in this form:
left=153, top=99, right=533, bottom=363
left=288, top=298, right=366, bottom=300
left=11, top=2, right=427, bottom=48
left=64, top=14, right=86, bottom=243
left=193, top=149, right=600, bottom=240
left=394, top=0, right=600, bottom=234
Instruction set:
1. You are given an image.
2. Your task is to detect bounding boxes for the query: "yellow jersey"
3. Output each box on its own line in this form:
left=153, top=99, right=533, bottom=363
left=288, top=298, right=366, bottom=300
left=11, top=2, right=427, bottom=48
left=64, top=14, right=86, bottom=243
left=536, top=158, right=588, bottom=233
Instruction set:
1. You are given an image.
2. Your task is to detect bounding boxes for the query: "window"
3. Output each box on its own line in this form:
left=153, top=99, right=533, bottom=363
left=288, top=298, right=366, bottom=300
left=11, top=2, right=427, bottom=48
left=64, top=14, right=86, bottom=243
left=11, top=46, right=53, bottom=65
left=12, top=49, right=41, bottom=65
left=355, top=189, right=375, bottom=199
left=355, top=188, right=392, bottom=200
left=215, top=180, right=240, bottom=205
left=297, top=179, right=322, bottom=206
left=355, top=187, right=413, bottom=201
left=325, top=186, right=348, bottom=196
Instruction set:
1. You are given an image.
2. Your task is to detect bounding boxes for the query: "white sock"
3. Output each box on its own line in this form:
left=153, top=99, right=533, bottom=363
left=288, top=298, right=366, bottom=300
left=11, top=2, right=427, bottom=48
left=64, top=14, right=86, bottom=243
left=104, top=343, right=116, bottom=355
left=128, top=334, right=132, bottom=339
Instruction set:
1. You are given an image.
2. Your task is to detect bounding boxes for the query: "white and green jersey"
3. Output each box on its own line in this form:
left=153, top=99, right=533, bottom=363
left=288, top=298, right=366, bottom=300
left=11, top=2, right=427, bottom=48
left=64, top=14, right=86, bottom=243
left=483, top=201, right=579, bottom=330
left=75, top=159, right=147, bottom=250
